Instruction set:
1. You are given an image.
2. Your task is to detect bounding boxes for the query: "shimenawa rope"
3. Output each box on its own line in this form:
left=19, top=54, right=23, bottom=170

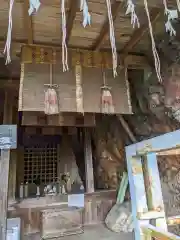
left=61, top=0, right=69, bottom=72
left=4, top=0, right=14, bottom=64
left=176, top=0, right=180, bottom=12
left=143, top=0, right=162, bottom=82
left=106, top=0, right=117, bottom=77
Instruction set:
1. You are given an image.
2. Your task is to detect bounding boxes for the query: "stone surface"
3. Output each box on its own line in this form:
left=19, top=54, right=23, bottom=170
left=24, top=224, right=133, bottom=240
left=105, top=202, right=133, bottom=233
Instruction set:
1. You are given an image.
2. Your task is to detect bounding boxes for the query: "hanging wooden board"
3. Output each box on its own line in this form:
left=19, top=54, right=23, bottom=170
left=18, top=63, right=132, bottom=114
left=22, top=112, right=96, bottom=127
left=22, top=112, right=96, bottom=126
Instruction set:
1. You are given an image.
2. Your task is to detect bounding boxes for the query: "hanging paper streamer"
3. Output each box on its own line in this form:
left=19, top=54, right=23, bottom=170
left=101, top=71, right=114, bottom=114
left=28, top=0, right=41, bottom=15
left=163, top=0, right=178, bottom=36
left=61, top=0, right=69, bottom=72
left=125, top=0, right=140, bottom=28
left=143, top=0, right=162, bottom=83
left=106, top=0, right=117, bottom=77
left=4, top=0, right=15, bottom=64
left=80, top=0, right=91, bottom=27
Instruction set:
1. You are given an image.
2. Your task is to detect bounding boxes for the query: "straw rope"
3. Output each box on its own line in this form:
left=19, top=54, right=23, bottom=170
left=126, top=0, right=140, bottom=28
left=4, top=0, right=14, bottom=64
left=61, top=0, right=69, bottom=72
left=143, top=0, right=162, bottom=83
left=176, top=0, right=180, bottom=12
left=106, top=0, right=117, bottom=78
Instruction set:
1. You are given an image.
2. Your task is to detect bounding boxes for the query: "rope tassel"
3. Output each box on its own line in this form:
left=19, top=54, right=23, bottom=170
left=28, top=0, right=41, bottom=15
left=4, top=0, right=15, bottom=64
left=106, top=0, right=117, bottom=77
left=44, top=64, right=59, bottom=115
left=126, top=0, right=140, bottom=28
left=101, top=71, right=114, bottom=114
left=80, top=0, right=91, bottom=27
left=44, top=88, right=59, bottom=115
left=61, top=0, right=69, bottom=72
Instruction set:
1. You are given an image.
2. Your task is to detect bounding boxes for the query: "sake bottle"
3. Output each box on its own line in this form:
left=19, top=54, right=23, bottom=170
left=24, top=182, right=28, bottom=198
left=19, top=182, right=24, bottom=199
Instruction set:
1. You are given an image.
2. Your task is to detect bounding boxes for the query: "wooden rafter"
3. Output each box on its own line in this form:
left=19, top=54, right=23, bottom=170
left=92, top=0, right=123, bottom=51
left=66, top=0, right=79, bottom=45
left=122, top=8, right=161, bottom=54
left=23, top=0, right=33, bottom=44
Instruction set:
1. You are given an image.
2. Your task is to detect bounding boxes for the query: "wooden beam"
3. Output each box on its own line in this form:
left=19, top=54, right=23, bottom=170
left=123, top=8, right=161, bottom=54
left=117, top=115, right=137, bottom=143
left=23, top=0, right=33, bottom=44
left=66, top=0, right=79, bottom=45
left=92, top=1, right=123, bottom=51
left=84, top=128, right=94, bottom=193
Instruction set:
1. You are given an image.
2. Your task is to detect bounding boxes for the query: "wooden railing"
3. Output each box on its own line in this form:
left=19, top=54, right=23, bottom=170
left=141, top=224, right=180, bottom=240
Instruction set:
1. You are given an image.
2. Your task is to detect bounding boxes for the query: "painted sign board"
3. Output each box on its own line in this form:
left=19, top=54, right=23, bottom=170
left=0, top=125, right=17, bottom=149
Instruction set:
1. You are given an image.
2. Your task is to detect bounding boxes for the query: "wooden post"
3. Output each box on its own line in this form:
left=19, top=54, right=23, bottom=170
left=3, top=90, right=17, bottom=205
left=0, top=149, right=10, bottom=240
left=144, top=153, right=167, bottom=230
left=84, top=128, right=94, bottom=193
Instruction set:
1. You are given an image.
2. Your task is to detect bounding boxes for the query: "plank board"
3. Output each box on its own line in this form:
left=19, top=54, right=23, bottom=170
left=19, top=64, right=132, bottom=114
left=40, top=207, right=83, bottom=239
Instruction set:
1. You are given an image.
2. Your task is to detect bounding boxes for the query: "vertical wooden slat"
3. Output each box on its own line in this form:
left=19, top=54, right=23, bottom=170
left=126, top=146, right=149, bottom=240
left=3, top=91, right=17, bottom=205
left=0, top=149, right=10, bottom=240
left=84, top=128, right=94, bottom=193
left=144, top=153, right=167, bottom=230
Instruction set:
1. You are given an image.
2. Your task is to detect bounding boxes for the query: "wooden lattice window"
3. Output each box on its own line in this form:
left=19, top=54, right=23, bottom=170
left=24, top=144, right=58, bottom=184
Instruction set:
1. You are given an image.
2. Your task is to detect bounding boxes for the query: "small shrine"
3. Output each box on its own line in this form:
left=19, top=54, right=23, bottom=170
left=0, top=0, right=180, bottom=239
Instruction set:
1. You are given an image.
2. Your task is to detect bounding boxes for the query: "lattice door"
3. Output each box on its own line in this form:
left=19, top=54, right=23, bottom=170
left=24, top=144, right=58, bottom=184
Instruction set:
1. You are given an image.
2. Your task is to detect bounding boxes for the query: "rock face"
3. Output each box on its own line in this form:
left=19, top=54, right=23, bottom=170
left=92, top=31, right=180, bottom=234
left=124, top=33, right=180, bottom=234
left=105, top=201, right=133, bottom=233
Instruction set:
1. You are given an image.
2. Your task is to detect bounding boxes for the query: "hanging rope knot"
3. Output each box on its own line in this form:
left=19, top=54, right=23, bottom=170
left=80, top=0, right=91, bottom=27
left=144, top=0, right=162, bottom=83
left=176, top=0, right=180, bottom=12
left=4, top=0, right=15, bottom=64
left=61, top=0, right=69, bottom=72
left=126, top=0, right=140, bottom=28
left=101, top=71, right=114, bottom=114
left=28, top=0, right=41, bottom=15
left=106, top=0, right=117, bottom=77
